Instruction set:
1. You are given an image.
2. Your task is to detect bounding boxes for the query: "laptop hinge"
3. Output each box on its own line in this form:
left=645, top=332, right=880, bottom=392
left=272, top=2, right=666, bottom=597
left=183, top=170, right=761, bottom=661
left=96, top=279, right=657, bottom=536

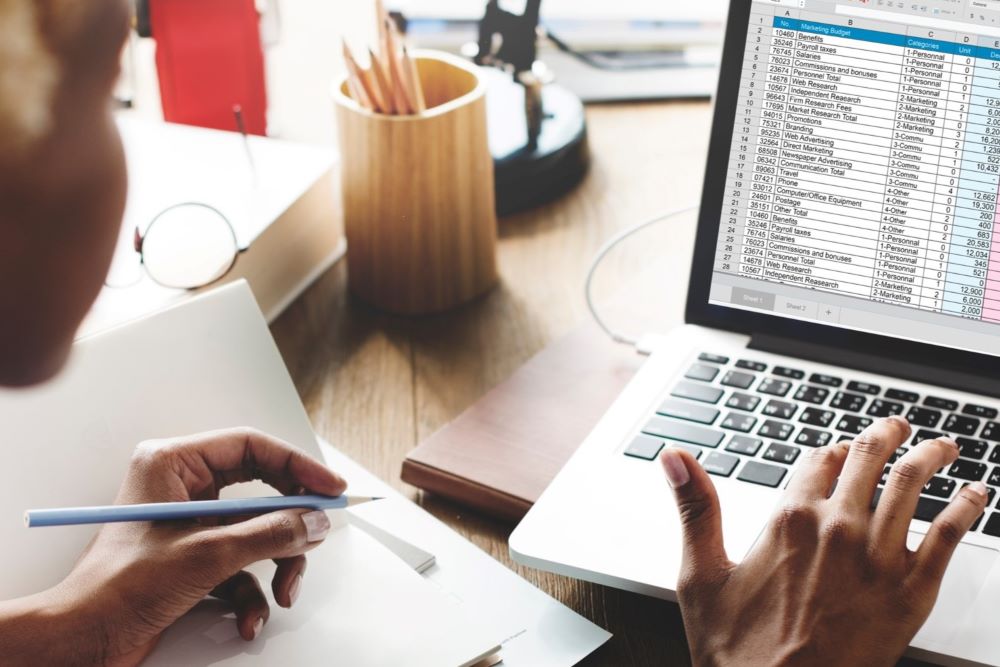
left=749, top=334, right=1000, bottom=401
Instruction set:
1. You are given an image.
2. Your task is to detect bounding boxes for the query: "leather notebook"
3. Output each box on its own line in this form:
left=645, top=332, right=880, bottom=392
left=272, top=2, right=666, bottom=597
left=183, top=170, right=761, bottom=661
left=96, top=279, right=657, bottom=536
left=401, top=322, right=644, bottom=522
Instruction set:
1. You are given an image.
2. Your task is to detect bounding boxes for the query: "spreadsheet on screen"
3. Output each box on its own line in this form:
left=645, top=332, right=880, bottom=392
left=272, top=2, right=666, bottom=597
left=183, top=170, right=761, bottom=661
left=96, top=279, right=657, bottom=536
left=709, top=0, right=1000, bottom=357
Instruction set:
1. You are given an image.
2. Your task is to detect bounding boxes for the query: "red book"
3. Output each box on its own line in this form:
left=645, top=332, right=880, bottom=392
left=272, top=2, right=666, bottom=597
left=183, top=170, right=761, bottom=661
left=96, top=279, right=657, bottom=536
left=150, top=0, right=267, bottom=135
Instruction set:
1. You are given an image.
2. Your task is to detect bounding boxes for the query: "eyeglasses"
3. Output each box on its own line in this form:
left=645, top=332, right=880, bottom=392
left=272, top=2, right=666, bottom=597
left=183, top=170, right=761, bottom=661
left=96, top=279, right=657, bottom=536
left=106, top=202, right=247, bottom=290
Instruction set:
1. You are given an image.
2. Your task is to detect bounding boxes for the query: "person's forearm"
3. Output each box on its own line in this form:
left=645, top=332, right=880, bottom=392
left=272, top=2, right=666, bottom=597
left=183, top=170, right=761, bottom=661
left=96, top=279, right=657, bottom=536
left=0, top=589, right=101, bottom=665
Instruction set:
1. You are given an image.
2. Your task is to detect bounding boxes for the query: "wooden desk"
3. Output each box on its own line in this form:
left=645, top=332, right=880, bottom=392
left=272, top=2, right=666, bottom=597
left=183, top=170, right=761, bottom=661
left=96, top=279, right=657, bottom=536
left=270, top=101, right=929, bottom=666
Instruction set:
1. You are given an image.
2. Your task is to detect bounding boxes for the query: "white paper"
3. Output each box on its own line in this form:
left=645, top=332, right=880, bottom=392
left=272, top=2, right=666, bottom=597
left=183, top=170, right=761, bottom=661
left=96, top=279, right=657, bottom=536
left=146, top=523, right=498, bottom=667
left=317, top=443, right=613, bottom=666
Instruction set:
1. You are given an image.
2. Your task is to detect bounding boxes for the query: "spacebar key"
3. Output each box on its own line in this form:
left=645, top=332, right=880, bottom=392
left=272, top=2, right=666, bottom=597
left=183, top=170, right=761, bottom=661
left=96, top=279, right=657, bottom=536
left=643, top=417, right=724, bottom=448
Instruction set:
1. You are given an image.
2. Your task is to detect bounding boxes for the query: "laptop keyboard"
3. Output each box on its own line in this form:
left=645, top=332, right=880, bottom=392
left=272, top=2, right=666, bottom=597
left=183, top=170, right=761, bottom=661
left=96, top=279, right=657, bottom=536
left=624, top=352, right=1000, bottom=538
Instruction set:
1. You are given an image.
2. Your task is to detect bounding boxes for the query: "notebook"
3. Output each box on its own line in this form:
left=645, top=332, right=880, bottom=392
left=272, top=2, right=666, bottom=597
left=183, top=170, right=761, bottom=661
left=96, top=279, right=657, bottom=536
left=0, top=282, right=497, bottom=666
left=0, top=281, right=610, bottom=665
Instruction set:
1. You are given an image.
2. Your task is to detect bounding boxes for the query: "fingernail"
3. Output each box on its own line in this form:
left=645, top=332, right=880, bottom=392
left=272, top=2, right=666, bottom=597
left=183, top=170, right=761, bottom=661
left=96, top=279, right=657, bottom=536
left=289, top=574, right=302, bottom=607
left=252, top=616, right=264, bottom=639
left=302, top=510, right=331, bottom=543
left=968, top=482, right=989, bottom=500
left=887, top=415, right=910, bottom=429
left=940, top=435, right=959, bottom=449
left=660, top=449, right=691, bottom=489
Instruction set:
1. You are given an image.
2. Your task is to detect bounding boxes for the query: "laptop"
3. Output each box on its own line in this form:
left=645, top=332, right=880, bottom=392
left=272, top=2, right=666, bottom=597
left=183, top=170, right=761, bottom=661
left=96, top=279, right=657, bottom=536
left=510, top=1, right=1000, bottom=664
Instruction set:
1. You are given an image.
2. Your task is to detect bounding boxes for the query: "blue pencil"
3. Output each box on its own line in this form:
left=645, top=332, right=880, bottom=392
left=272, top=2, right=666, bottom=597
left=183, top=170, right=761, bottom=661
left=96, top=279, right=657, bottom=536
left=24, top=494, right=382, bottom=528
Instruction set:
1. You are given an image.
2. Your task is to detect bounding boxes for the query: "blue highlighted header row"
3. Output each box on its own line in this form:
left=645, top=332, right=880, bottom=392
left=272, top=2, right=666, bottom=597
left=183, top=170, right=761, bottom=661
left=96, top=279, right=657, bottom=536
left=773, top=17, right=1000, bottom=61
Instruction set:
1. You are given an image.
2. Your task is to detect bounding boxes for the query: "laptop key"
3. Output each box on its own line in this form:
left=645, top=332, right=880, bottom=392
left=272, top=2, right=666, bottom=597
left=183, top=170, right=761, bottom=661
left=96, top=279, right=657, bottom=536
left=624, top=435, right=664, bottom=461
left=672, top=381, right=724, bottom=405
left=702, top=452, right=739, bottom=477
left=794, top=385, right=829, bottom=405
left=847, top=380, right=881, bottom=395
left=736, top=359, right=767, bottom=372
left=949, top=459, right=988, bottom=482
left=984, top=513, right=1000, bottom=538
left=799, top=408, right=835, bottom=428
left=906, top=407, right=942, bottom=429
left=758, top=420, right=794, bottom=441
left=944, top=414, right=981, bottom=437
left=982, top=422, right=1000, bottom=442
left=914, top=496, right=949, bottom=523
left=669, top=443, right=704, bottom=460
left=796, top=428, right=832, bottom=448
left=721, top=413, right=757, bottom=433
left=763, top=442, right=801, bottom=465
left=642, top=418, right=724, bottom=448
left=721, top=370, right=756, bottom=390
left=698, top=352, right=729, bottom=365
left=738, top=461, right=787, bottom=488
left=809, top=373, right=843, bottom=388
left=988, top=467, right=1000, bottom=487
left=758, top=378, right=792, bottom=397
left=923, top=476, right=956, bottom=499
left=991, top=445, right=1000, bottom=464
left=888, top=447, right=908, bottom=464
left=964, top=404, right=999, bottom=420
left=957, top=437, right=989, bottom=460
left=726, top=435, right=763, bottom=456
left=912, top=429, right=944, bottom=446
left=886, top=389, right=920, bottom=403
left=773, top=366, right=805, bottom=380
left=657, top=399, right=720, bottom=425
left=837, top=415, right=873, bottom=435
left=763, top=399, right=797, bottom=420
left=685, top=363, right=719, bottom=382
left=830, top=391, right=866, bottom=412
left=725, top=392, right=760, bottom=412
left=872, top=489, right=948, bottom=523
left=867, top=400, right=904, bottom=418
left=925, top=396, right=959, bottom=411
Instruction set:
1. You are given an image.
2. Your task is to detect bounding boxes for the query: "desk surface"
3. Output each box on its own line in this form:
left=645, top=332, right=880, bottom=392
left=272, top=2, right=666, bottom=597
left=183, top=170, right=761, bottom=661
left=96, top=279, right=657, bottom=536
left=270, top=101, right=930, bottom=666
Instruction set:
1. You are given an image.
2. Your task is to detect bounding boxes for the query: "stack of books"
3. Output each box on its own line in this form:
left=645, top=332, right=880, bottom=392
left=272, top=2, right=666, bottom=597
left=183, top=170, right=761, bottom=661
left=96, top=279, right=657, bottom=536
left=81, top=115, right=345, bottom=337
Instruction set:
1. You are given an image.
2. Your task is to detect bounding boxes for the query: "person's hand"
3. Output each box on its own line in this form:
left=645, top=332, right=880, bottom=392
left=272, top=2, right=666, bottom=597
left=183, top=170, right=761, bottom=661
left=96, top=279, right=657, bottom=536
left=660, top=416, right=989, bottom=666
left=43, top=428, right=346, bottom=666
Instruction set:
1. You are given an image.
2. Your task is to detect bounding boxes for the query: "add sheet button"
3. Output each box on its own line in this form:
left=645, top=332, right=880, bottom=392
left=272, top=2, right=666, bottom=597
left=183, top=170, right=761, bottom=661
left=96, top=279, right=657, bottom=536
left=775, top=296, right=818, bottom=319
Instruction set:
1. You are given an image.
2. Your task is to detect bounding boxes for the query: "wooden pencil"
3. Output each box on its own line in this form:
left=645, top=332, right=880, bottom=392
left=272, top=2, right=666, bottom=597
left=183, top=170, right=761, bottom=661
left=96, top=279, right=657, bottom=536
left=342, top=40, right=386, bottom=113
left=346, top=71, right=373, bottom=111
left=401, top=45, right=426, bottom=113
left=368, top=47, right=397, bottom=114
left=384, top=19, right=414, bottom=114
left=375, top=0, right=390, bottom=57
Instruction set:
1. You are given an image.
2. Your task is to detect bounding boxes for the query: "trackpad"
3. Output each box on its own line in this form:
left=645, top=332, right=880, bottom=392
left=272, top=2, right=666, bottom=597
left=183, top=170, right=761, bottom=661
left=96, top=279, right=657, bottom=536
left=909, top=531, right=998, bottom=649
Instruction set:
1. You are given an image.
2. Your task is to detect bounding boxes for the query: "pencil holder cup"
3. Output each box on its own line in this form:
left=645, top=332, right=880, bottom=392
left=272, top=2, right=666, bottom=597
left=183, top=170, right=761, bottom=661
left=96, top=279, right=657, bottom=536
left=333, top=50, right=499, bottom=315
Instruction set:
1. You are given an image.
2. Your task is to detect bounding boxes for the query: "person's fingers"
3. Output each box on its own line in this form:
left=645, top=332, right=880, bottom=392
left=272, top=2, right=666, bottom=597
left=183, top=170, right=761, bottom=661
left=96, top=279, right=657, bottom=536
left=198, top=508, right=331, bottom=575
left=141, top=428, right=347, bottom=498
left=784, top=440, right=850, bottom=502
left=834, top=416, right=911, bottom=512
left=872, top=437, right=960, bottom=551
left=210, top=570, right=271, bottom=641
left=914, top=482, right=989, bottom=584
left=272, top=555, right=307, bottom=608
left=660, top=448, right=731, bottom=588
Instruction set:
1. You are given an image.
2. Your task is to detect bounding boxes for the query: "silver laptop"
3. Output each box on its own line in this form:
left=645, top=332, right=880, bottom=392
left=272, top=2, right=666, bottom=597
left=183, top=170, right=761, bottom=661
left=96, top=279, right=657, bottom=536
left=510, top=1, right=1000, bottom=664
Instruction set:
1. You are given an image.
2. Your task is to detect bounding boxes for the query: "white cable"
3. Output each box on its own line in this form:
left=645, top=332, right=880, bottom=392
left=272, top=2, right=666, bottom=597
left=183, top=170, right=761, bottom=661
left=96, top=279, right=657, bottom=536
left=585, top=205, right=699, bottom=347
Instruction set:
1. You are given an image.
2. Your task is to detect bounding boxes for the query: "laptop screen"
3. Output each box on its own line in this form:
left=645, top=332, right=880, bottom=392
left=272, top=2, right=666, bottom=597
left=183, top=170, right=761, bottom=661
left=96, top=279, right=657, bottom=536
left=708, top=0, right=1000, bottom=358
